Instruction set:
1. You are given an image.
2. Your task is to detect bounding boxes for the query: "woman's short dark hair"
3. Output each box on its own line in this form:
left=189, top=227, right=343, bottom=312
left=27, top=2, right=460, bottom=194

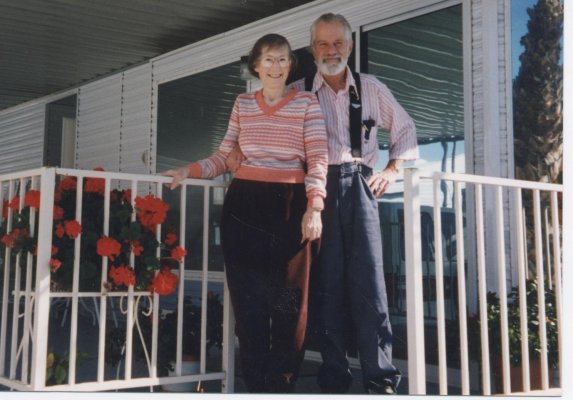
left=247, top=33, right=297, bottom=78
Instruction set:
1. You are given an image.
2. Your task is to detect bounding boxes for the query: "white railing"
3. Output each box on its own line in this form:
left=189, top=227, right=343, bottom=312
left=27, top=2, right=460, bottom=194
left=0, top=167, right=234, bottom=392
left=404, top=168, right=562, bottom=395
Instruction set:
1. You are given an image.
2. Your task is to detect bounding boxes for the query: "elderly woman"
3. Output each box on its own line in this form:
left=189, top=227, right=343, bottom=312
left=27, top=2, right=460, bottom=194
left=163, top=33, right=328, bottom=393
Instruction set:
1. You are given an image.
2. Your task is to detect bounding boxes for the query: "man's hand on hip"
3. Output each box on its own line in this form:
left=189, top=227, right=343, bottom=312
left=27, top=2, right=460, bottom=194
left=367, top=159, right=402, bottom=197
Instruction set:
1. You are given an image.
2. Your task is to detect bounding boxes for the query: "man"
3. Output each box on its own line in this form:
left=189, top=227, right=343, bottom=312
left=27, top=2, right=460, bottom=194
left=228, top=13, right=418, bottom=394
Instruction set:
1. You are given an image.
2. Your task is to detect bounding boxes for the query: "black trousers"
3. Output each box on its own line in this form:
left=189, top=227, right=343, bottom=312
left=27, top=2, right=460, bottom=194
left=221, top=179, right=314, bottom=393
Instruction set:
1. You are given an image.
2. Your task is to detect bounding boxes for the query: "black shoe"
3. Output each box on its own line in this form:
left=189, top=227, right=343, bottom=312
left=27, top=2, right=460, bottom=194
left=366, top=379, right=397, bottom=395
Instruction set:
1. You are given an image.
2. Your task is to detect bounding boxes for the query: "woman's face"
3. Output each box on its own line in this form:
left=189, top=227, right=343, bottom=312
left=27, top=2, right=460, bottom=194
left=254, top=45, right=291, bottom=91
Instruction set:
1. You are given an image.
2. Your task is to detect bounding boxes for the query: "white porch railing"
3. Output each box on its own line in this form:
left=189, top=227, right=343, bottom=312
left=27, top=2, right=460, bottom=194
left=404, top=168, right=562, bottom=395
left=0, top=167, right=234, bottom=392
left=1, top=166, right=563, bottom=394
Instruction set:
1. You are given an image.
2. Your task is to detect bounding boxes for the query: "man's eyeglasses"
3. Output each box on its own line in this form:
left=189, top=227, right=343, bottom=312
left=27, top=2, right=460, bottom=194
left=260, top=57, right=290, bottom=68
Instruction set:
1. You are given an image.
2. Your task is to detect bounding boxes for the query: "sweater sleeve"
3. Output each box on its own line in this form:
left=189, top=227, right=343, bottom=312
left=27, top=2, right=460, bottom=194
left=187, top=96, right=241, bottom=178
left=302, top=94, right=328, bottom=210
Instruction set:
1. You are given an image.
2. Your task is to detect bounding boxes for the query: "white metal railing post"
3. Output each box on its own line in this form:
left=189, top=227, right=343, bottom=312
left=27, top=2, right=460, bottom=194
left=403, top=167, right=426, bottom=394
left=431, top=174, right=447, bottom=394
left=550, top=191, right=562, bottom=382
left=30, top=167, right=56, bottom=389
left=533, top=190, right=549, bottom=390
left=475, top=184, right=491, bottom=394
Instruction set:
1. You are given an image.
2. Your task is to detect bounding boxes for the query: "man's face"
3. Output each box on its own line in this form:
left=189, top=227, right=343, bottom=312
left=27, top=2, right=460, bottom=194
left=312, top=21, right=353, bottom=76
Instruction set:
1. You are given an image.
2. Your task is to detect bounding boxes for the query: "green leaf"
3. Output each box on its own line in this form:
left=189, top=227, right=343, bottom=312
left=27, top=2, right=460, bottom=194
left=144, top=256, right=160, bottom=269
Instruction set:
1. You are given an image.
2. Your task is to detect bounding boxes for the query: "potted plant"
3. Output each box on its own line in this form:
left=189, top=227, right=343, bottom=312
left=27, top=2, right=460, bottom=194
left=468, top=279, right=558, bottom=393
left=158, top=293, right=223, bottom=391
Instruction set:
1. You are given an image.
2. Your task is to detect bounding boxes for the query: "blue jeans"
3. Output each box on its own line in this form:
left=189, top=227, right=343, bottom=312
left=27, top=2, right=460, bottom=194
left=315, top=163, right=400, bottom=392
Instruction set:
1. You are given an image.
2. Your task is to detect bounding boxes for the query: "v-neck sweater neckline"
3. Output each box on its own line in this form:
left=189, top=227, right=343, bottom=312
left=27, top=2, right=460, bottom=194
left=255, top=88, right=298, bottom=115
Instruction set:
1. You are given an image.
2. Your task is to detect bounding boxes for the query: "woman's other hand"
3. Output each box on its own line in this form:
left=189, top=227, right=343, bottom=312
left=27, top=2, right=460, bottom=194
left=160, top=166, right=189, bottom=190
left=301, top=208, right=322, bottom=242
left=225, top=144, right=245, bottom=172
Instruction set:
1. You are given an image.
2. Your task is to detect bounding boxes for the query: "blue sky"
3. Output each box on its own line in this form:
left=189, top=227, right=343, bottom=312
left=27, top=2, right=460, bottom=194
left=511, top=0, right=564, bottom=78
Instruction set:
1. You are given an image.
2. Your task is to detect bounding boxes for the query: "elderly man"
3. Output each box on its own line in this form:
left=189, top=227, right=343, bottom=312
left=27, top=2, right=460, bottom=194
left=228, top=13, right=418, bottom=394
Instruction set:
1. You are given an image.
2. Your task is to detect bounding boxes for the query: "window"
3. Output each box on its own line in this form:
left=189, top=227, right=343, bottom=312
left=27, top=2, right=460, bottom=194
left=157, top=62, right=245, bottom=272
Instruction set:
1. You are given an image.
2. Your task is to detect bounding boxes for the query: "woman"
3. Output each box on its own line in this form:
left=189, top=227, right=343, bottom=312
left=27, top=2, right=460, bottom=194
left=163, top=33, right=328, bottom=392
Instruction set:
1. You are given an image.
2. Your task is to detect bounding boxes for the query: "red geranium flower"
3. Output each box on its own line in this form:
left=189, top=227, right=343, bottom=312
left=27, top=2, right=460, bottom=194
left=2, top=228, right=29, bottom=248
left=59, top=176, right=77, bottom=191
left=135, top=195, right=169, bottom=232
left=53, top=205, right=64, bottom=220
left=55, top=223, right=65, bottom=239
left=8, top=196, right=20, bottom=211
left=50, top=258, right=62, bottom=272
left=1, top=233, right=15, bottom=248
left=109, top=265, right=136, bottom=287
left=85, top=168, right=106, bottom=195
left=149, top=267, right=178, bottom=296
left=96, top=236, right=122, bottom=261
left=64, top=220, right=82, bottom=239
left=171, top=246, right=187, bottom=262
left=165, top=232, right=178, bottom=246
left=131, top=240, right=144, bottom=256
left=24, top=190, right=41, bottom=209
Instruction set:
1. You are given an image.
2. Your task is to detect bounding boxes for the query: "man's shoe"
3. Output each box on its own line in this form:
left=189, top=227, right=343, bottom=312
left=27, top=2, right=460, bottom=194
left=318, top=367, right=353, bottom=394
left=366, top=379, right=397, bottom=395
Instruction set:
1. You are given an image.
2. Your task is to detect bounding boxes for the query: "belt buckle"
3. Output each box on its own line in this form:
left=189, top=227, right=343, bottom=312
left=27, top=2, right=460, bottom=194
left=352, top=158, right=363, bottom=172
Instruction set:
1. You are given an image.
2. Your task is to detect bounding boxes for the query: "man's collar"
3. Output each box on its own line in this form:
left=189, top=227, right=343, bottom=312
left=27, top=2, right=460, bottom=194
left=312, top=65, right=357, bottom=93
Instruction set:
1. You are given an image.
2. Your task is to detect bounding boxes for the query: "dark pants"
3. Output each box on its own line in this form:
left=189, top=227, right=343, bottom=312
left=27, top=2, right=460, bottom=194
left=315, top=163, right=400, bottom=392
left=221, top=179, right=313, bottom=393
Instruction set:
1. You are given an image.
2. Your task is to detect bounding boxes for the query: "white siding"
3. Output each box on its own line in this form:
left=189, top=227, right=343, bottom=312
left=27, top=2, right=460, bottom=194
left=120, top=64, right=152, bottom=174
left=0, top=103, right=45, bottom=174
left=76, top=75, right=122, bottom=170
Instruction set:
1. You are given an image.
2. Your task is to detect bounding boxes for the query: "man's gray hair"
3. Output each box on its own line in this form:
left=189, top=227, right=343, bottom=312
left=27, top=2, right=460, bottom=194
left=310, top=13, right=353, bottom=45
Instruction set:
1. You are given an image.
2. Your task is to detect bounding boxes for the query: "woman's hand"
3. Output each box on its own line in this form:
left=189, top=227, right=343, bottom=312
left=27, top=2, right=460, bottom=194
left=301, top=208, right=322, bottom=242
left=160, top=166, right=189, bottom=190
left=225, top=144, right=245, bottom=172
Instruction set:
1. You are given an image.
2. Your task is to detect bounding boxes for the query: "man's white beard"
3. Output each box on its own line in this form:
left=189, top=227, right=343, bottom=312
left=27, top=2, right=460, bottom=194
left=316, top=56, right=348, bottom=76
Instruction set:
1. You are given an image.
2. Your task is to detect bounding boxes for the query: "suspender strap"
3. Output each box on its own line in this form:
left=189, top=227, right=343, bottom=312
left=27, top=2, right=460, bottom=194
left=305, top=72, right=363, bottom=158
left=348, top=71, right=362, bottom=158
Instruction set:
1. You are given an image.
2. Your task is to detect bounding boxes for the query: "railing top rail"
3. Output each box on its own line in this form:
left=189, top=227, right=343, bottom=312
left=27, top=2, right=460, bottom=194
left=0, top=168, right=46, bottom=181
left=53, top=167, right=227, bottom=188
left=406, top=168, right=563, bottom=193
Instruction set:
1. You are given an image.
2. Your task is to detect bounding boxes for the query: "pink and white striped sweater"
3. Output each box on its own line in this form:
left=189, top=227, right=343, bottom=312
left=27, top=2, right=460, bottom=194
left=187, top=88, right=328, bottom=210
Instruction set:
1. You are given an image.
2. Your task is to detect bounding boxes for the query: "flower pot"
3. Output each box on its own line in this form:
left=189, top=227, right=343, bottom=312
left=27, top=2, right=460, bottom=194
left=161, top=356, right=200, bottom=392
left=492, top=356, right=555, bottom=393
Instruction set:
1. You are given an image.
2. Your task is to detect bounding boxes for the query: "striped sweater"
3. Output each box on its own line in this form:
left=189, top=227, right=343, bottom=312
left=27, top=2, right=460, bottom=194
left=188, top=88, right=328, bottom=210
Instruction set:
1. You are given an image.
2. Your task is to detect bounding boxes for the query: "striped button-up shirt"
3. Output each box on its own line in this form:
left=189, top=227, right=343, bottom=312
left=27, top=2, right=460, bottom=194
left=292, top=66, right=419, bottom=168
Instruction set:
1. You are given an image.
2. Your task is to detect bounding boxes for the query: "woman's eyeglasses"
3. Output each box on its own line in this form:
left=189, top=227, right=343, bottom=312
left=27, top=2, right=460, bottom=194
left=260, top=57, right=290, bottom=68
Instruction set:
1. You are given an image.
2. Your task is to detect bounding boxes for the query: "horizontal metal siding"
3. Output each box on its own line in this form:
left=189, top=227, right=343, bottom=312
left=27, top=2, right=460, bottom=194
left=76, top=74, right=122, bottom=170
left=0, top=103, right=45, bottom=174
left=151, top=0, right=445, bottom=83
left=120, top=64, right=152, bottom=174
